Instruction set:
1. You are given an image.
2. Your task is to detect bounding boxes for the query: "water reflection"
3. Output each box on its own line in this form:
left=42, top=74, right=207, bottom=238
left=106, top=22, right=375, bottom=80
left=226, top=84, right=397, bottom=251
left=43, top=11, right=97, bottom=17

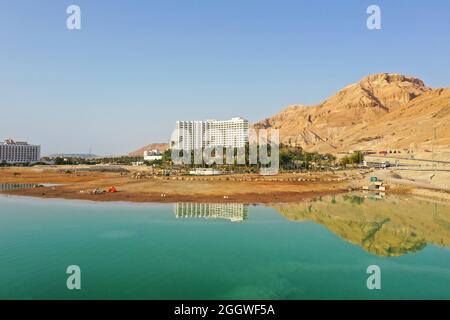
left=272, top=193, right=450, bottom=257
left=174, top=203, right=248, bottom=222
left=0, top=183, right=40, bottom=191
left=174, top=194, right=450, bottom=257
left=0, top=183, right=61, bottom=191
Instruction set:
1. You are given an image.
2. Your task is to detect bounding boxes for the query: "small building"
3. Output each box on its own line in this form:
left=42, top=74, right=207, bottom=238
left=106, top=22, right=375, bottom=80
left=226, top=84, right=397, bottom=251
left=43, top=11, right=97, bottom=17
left=144, top=150, right=163, bottom=161
left=363, top=177, right=386, bottom=192
left=363, top=160, right=391, bottom=168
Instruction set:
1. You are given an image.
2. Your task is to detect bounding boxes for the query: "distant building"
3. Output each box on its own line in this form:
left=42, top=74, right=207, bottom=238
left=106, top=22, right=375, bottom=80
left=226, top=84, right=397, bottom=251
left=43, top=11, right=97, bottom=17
left=171, top=117, right=249, bottom=150
left=0, top=139, right=40, bottom=164
left=143, top=150, right=163, bottom=161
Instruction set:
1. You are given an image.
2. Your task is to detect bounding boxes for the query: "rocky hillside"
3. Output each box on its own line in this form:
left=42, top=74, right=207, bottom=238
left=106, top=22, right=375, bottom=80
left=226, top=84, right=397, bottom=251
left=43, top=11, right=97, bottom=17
left=254, top=73, right=450, bottom=156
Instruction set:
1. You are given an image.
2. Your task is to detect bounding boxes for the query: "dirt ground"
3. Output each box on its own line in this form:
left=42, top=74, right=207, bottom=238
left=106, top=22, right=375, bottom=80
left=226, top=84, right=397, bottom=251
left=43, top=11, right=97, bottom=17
left=2, top=166, right=448, bottom=204
left=0, top=166, right=360, bottom=204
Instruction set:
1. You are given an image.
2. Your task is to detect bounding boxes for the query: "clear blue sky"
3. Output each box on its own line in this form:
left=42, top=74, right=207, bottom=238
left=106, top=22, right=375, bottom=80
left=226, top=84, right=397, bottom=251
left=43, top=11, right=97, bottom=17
left=1, top=0, right=449, bottom=155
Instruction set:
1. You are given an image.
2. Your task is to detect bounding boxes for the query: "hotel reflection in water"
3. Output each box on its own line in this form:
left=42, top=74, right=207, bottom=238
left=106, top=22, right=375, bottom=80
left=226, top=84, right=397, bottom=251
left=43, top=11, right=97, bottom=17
left=174, top=203, right=248, bottom=222
left=0, top=183, right=37, bottom=191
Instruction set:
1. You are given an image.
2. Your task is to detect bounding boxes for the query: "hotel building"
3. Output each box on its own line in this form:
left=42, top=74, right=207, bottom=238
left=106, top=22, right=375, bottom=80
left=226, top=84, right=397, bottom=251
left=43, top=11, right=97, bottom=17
left=0, top=139, right=41, bottom=164
left=171, top=117, right=249, bottom=150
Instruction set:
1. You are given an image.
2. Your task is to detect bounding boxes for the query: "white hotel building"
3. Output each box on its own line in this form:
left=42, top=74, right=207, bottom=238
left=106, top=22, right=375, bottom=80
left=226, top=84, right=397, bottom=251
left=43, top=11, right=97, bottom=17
left=0, top=139, right=41, bottom=164
left=171, top=117, right=249, bottom=150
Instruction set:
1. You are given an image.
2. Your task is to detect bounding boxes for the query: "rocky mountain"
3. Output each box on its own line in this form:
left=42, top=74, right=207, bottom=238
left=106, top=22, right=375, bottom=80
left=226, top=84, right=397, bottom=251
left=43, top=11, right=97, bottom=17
left=128, top=143, right=169, bottom=157
left=254, top=73, right=450, bottom=156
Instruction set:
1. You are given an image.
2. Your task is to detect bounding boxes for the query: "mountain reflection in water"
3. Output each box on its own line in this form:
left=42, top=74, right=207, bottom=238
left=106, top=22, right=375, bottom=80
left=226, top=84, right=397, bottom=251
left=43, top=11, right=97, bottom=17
left=272, top=194, right=450, bottom=257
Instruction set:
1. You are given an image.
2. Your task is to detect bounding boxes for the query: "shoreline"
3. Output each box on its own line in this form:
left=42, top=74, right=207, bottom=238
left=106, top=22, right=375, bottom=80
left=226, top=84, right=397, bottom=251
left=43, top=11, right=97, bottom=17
left=0, top=166, right=357, bottom=204
left=1, top=166, right=449, bottom=204
left=0, top=187, right=350, bottom=205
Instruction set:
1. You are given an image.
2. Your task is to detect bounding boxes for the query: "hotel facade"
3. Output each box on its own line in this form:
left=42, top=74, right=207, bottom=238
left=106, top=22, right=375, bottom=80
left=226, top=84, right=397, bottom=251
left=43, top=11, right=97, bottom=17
left=171, top=117, right=249, bottom=150
left=0, top=139, right=41, bottom=164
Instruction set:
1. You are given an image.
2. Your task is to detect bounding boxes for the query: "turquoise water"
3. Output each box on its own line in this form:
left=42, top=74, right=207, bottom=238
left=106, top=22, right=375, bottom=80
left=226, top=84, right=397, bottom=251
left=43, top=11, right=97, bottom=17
left=0, top=194, right=449, bottom=300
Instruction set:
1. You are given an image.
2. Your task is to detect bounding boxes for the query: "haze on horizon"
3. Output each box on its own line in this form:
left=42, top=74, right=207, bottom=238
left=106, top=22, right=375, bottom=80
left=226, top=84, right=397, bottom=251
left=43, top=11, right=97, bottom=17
left=1, top=0, right=450, bottom=156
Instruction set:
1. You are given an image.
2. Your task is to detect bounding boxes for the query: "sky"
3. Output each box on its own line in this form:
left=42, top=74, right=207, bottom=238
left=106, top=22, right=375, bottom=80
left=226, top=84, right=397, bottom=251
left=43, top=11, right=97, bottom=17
left=1, top=0, right=449, bottom=155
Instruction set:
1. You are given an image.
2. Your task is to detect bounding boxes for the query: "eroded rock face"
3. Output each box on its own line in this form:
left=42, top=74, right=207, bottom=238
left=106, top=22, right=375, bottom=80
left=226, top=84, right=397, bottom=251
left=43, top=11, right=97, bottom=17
left=254, top=73, right=449, bottom=153
left=272, top=194, right=450, bottom=257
